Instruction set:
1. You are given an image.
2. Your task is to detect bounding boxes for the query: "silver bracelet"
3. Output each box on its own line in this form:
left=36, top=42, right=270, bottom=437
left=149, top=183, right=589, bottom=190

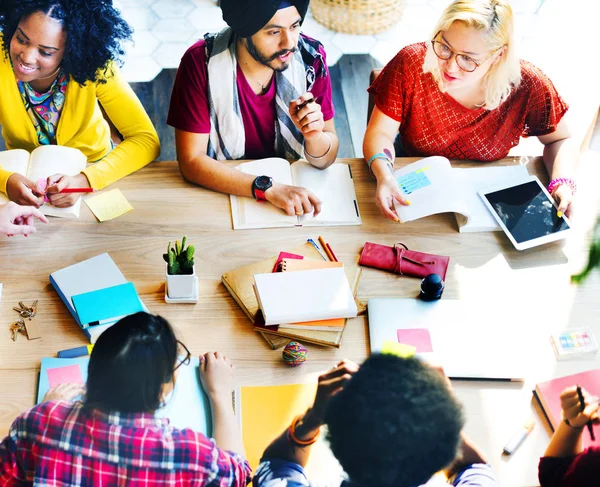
left=304, top=132, right=332, bottom=160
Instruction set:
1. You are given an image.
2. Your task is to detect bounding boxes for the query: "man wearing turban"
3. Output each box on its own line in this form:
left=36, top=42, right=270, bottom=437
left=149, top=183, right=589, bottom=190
left=168, top=0, right=338, bottom=218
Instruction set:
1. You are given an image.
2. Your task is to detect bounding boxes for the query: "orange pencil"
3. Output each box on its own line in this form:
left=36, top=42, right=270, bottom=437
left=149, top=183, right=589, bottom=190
left=318, top=235, right=335, bottom=262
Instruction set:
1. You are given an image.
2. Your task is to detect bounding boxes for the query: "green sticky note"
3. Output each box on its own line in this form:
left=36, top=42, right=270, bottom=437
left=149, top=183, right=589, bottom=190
left=382, top=340, right=416, bottom=358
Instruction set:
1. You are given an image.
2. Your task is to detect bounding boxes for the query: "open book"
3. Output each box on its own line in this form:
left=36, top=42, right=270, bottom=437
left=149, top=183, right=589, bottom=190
left=230, top=158, right=361, bottom=230
left=0, top=145, right=87, bottom=218
left=392, top=156, right=529, bottom=232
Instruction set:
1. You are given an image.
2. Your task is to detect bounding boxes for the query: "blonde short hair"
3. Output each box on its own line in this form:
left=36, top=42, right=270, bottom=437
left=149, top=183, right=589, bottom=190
left=422, top=0, right=521, bottom=110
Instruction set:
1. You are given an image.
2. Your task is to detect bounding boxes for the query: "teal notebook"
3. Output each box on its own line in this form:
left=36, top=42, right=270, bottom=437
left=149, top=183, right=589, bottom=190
left=72, top=282, right=145, bottom=328
left=38, top=356, right=213, bottom=436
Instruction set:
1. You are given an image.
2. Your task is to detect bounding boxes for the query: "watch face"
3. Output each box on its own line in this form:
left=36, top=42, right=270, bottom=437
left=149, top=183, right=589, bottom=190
left=255, top=176, right=272, bottom=191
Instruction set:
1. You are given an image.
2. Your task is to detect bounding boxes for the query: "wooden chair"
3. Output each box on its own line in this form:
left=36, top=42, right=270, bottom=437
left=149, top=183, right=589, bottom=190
left=367, top=68, right=382, bottom=124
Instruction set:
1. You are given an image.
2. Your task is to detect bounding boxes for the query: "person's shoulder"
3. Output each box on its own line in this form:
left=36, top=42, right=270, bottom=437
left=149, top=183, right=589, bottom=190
left=518, top=59, right=555, bottom=91
left=389, top=42, right=427, bottom=70
left=181, top=38, right=208, bottom=66
left=12, top=401, right=81, bottom=438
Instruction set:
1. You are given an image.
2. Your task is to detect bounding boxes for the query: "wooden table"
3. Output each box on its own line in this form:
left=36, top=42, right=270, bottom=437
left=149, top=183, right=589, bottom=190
left=1, top=156, right=598, bottom=486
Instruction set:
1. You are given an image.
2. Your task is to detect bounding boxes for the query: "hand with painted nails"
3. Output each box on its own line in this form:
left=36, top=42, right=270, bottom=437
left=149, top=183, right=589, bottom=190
left=375, top=169, right=410, bottom=222
left=0, top=201, right=48, bottom=237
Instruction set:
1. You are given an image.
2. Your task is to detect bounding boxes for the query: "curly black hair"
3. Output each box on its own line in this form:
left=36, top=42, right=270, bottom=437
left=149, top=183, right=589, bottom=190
left=325, top=354, right=465, bottom=487
left=0, top=0, right=132, bottom=85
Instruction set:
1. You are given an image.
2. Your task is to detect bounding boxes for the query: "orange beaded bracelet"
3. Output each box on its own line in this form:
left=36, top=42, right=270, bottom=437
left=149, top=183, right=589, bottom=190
left=287, top=415, right=321, bottom=446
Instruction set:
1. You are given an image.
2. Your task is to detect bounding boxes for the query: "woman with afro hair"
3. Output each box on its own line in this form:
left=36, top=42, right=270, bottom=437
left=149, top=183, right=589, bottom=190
left=0, top=0, right=159, bottom=208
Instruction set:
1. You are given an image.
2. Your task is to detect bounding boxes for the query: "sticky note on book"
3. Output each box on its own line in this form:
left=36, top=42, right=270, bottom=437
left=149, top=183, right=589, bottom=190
left=85, top=189, right=133, bottom=222
left=382, top=340, right=416, bottom=358
left=72, top=282, right=144, bottom=328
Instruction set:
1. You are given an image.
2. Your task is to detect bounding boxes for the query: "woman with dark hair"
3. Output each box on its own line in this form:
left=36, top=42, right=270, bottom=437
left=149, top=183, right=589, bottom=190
left=0, top=0, right=159, bottom=209
left=0, top=312, right=252, bottom=485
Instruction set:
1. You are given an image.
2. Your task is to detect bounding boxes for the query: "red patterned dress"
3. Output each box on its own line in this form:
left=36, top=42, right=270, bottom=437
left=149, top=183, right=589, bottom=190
left=368, top=42, right=569, bottom=161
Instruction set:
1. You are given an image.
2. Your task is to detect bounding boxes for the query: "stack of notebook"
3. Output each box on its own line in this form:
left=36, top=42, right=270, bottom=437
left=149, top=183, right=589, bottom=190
left=221, top=243, right=362, bottom=348
left=49, top=253, right=146, bottom=343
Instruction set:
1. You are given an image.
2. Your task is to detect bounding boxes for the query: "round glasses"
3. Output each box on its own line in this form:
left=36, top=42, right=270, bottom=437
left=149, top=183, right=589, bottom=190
left=174, top=340, right=191, bottom=371
left=431, top=33, right=502, bottom=73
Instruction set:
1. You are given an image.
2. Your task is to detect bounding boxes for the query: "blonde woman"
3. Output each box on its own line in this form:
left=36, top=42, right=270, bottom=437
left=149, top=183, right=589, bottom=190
left=364, top=0, right=576, bottom=221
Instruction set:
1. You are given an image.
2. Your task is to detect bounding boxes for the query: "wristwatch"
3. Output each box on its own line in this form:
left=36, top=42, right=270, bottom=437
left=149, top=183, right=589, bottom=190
left=251, top=175, right=273, bottom=202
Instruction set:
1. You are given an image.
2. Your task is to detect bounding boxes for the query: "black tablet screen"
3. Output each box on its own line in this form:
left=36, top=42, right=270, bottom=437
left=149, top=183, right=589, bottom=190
left=484, top=181, right=570, bottom=244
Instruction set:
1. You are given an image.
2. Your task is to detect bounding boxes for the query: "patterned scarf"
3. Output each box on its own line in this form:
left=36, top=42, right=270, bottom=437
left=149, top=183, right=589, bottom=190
left=204, top=28, right=327, bottom=160
left=17, top=70, right=68, bottom=145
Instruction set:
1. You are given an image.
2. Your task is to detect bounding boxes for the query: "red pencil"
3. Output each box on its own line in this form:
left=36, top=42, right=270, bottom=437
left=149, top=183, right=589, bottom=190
left=59, top=188, right=96, bottom=193
left=326, top=243, right=339, bottom=262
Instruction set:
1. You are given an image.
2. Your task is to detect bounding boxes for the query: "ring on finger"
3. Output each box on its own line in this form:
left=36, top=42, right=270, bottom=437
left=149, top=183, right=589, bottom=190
left=295, top=210, right=304, bottom=215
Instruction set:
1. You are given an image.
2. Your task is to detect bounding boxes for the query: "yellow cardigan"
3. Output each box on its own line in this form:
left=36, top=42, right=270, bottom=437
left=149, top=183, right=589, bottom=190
left=0, top=54, right=160, bottom=193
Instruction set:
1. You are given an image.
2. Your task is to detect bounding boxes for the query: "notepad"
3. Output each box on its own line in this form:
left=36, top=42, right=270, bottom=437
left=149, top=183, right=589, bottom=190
left=72, top=282, right=145, bottom=328
left=253, top=267, right=357, bottom=325
left=38, top=357, right=213, bottom=435
left=85, top=189, right=133, bottom=222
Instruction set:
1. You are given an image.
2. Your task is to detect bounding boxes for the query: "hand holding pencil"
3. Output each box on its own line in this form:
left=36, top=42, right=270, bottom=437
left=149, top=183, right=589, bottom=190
left=45, top=173, right=93, bottom=208
left=560, top=385, right=599, bottom=439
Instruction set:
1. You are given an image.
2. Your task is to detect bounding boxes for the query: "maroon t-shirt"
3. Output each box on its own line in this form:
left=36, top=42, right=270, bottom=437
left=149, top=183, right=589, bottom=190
left=539, top=447, right=600, bottom=486
left=167, top=36, right=334, bottom=159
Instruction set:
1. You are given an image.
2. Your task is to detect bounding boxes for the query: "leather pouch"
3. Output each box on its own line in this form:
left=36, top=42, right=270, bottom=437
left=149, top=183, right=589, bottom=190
left=359, top=242, right=449, bottom=281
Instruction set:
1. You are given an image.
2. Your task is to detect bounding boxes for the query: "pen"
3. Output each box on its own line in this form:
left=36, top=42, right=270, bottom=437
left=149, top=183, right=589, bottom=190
left=59, top=188, right=96, bottom=193
left=318, top=235, right=335, bottom=262
left=296, top=96, right=315, bottom=112
left=326, top=243, right=339, bottom=262
left=58, top=344, right=94, bottom=358
left=307, top=238, right=328, bottom=261
left=502, top=419, right=535, bottom=455
left=577, top=384, right=596, bottom=441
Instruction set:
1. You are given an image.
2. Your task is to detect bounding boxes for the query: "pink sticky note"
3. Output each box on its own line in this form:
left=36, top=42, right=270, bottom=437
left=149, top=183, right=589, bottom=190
left=37, top=178, right=50, bottom=202
left=396, top=328, right=433, bottom=353
left=47, top=365, right=84, bottom=388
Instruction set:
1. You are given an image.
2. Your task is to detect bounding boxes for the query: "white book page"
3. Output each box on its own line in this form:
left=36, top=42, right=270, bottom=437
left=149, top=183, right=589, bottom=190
left=453, top=165, right=530, bottom=232
left=392, top=156, right=467, bottom=222
left=28, top=146, right=87, bottom=218
left=291, top=161, right=361, bottom=226
left=230, top=158, right=297, bottom=229
left=0, top=149, right=31, bottom=204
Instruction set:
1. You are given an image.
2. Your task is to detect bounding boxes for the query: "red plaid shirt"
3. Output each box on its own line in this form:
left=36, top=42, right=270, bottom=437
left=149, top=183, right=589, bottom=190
left=0, top=400, right=251, bottom=486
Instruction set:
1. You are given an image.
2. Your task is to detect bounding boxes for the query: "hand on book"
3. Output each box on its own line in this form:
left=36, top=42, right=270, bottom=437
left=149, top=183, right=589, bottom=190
left=46, top=173, right=90, bottom=207
left=42, top=383, right=86, bottom=403
left=0, top=202, right=48, bottom=237
left=6, top=173, right=45, bottom=207
left=289, top=92, right=324, bottom=140
left=265, top=182, right=322, bottom=217
left=561, top=386, right=600, bottom=428
left=375, top=175, right=410, bottom=222
left=303, top=359, right=359, bottom=429
left=199, top=351, right=235, bottom=403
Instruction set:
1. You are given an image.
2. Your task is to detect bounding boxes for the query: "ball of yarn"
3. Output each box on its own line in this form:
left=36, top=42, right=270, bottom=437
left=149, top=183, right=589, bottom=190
left=282, top=341, right=308, bottom=366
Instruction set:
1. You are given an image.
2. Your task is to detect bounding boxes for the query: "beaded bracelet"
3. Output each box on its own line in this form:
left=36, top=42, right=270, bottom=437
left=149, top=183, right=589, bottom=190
left=366, top=152, right=393, bottom=177
left=548, top=177, right=577, bottom=196
left=563, top=418, right=584, bottom=430
left=287, top=415, right=321, bottom=446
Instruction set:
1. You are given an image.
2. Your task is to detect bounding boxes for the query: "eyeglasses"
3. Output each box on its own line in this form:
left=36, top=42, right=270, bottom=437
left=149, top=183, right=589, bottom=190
left=431, top=32, right=502, bottom=73
left=174, top=340, right=191, bottom=371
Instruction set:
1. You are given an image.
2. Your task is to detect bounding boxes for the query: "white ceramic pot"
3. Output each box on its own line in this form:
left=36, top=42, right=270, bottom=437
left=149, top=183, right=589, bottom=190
left=166, top=264, right=196, bottom=299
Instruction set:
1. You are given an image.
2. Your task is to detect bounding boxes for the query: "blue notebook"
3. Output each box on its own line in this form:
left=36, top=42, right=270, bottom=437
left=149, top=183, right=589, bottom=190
left=72, top=282, right=145, bottom=328
left=38, top=356, right=213, bottom=436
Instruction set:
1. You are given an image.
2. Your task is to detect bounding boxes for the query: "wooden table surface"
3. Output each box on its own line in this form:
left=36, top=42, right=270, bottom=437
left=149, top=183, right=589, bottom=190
left=1, top=156, right=599, bottom=486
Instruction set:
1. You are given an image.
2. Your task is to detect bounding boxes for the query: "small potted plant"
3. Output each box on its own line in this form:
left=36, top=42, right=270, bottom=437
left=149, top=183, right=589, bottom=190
left=163, top=236, right=196, bottom=299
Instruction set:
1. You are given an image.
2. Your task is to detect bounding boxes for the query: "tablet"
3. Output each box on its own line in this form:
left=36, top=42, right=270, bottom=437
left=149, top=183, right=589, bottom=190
left=479, top=176, right=571, bottom=251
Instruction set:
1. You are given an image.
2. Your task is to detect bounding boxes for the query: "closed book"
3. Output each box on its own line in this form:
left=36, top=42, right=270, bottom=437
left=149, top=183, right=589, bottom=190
left=534, top=369, right=600, bottom=448
left=49, top=253, right=147, bottom=343
left=72, top=282, right=144, bottom=329
left=253, top=267, right=357, bottom=326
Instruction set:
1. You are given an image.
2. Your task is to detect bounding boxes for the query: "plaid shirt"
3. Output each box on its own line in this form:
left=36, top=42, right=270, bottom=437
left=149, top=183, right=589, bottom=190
left=0, top=400, right=251, bottom=486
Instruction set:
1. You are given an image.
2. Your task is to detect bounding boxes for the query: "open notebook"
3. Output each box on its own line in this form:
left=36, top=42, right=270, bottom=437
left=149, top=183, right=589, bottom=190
left=0, top=146, right=87, bottom=218
left=392, top=156, right=529, bottom=232
left=230, top=158, right=361, bottom=229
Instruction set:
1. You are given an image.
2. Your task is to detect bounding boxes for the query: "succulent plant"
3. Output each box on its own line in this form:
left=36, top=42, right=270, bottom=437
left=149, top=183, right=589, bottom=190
left=163, top=236, right=196, bottom=275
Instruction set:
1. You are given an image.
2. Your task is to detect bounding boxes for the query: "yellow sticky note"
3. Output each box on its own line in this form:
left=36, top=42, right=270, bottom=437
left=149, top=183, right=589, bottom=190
left=85, top=189, right=133, bottom=222
left=381, top=340, right=416, bottom=358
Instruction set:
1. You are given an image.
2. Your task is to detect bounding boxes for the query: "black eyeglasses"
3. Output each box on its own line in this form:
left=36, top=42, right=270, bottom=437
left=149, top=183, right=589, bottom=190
left=174, top=340, right=191, bottom=371
left=431, top=31, right=502, bottom=73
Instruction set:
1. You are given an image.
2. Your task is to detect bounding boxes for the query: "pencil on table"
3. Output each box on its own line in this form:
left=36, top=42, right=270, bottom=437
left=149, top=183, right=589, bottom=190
left=318, top=236, right=335, bottom=262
